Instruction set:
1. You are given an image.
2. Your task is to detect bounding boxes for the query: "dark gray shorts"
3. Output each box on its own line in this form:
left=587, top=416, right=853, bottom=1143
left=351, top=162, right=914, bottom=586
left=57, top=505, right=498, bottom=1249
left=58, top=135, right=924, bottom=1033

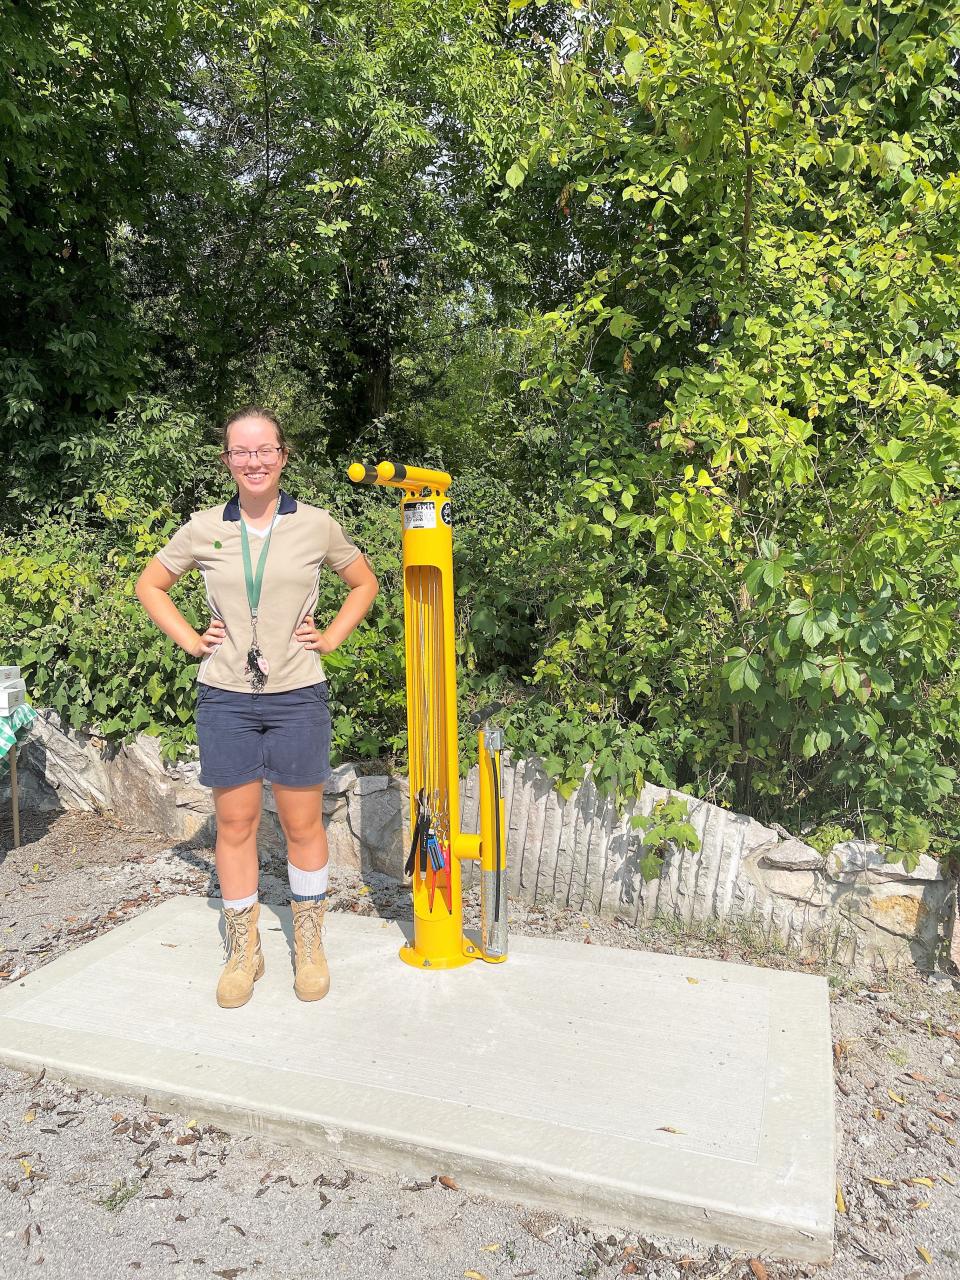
left=196, top=682, right=332, bottom=789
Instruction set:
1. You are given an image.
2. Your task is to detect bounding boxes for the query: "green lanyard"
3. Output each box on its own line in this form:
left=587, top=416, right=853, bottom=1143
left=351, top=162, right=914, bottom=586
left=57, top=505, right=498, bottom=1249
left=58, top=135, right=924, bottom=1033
left=239, top=495, right=282, bottom=625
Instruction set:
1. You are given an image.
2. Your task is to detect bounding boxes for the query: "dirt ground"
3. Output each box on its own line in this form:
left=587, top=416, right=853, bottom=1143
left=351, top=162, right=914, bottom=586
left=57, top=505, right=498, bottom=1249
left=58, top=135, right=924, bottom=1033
left=0, top=808, right=958, bottom=1280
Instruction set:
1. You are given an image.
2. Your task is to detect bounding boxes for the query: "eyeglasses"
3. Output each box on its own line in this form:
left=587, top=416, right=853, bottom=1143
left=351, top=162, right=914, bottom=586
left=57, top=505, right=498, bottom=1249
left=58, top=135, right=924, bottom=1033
left=223, top=446, right=284, bottom=464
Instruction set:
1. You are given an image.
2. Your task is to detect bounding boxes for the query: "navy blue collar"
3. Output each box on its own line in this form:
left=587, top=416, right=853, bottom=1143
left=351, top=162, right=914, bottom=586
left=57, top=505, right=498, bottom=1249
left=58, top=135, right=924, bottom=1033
left=223, top=490, right=298, bottom=521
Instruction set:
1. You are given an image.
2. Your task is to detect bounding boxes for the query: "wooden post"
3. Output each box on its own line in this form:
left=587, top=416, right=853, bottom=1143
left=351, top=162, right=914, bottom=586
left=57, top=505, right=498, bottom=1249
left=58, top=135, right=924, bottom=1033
left=9, top=742, right=19, bottom=849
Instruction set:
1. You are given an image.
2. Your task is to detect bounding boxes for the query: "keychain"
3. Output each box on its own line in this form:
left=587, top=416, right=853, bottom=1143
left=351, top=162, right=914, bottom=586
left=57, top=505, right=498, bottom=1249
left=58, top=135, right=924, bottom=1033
left=244, top=612, right=270, bottom=691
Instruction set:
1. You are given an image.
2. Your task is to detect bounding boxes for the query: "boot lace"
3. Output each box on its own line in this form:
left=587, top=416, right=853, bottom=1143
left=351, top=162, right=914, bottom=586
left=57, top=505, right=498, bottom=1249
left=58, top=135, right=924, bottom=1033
left=296, top=904, right=324, bottom=961
left=224, top=909, right=254, bottom=967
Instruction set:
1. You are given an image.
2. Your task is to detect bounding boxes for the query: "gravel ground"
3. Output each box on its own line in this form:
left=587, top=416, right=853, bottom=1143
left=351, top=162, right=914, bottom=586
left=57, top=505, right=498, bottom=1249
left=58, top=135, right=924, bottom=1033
left=0, top=809, right=958, bottom=1280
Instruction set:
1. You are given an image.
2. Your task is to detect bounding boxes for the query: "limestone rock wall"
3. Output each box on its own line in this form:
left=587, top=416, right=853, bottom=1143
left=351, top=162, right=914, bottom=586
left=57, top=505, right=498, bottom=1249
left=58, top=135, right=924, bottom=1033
left=455, top=756, right=956, bottom=975
left=4, top=712, right=955, bottom=975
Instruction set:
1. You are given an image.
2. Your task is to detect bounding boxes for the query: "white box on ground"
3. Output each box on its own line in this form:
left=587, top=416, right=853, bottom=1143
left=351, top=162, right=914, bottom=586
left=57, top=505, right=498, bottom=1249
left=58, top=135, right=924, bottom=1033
left=0, top=666, right=20, bottom=684
left=0, top=680, right=26, bottom=714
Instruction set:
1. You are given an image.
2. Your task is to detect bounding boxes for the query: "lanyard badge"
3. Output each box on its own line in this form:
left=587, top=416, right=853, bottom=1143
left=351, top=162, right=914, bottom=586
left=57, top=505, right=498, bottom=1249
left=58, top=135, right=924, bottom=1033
left=239, top=496, right=281, bottom=691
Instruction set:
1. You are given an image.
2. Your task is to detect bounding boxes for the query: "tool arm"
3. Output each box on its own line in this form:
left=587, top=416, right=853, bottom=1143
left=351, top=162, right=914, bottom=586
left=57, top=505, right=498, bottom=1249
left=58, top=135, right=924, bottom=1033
left=348, top=461, right=452, bottom=493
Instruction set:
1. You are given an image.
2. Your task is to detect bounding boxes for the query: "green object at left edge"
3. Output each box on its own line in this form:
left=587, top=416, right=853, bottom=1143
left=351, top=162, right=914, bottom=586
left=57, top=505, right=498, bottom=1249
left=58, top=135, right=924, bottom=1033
left=0, top=703, right=38, bottom=773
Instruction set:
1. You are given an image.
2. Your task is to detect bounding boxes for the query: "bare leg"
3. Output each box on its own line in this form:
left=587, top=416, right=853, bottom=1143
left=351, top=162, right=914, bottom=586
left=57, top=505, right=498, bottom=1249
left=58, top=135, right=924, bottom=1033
left=212, top=780, right=262, bottom=899
left=273, top=784, right=327, bottom=872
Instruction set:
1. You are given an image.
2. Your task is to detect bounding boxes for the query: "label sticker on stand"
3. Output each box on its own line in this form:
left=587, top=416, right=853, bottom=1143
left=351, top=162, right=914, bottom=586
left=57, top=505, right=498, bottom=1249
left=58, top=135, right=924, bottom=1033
left=403, top=501, right=437, bottom=530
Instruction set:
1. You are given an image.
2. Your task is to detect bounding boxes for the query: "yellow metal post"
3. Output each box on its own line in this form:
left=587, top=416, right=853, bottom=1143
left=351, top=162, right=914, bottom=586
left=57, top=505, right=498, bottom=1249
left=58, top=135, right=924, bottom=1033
left=347, top=461, right=507, bottom=969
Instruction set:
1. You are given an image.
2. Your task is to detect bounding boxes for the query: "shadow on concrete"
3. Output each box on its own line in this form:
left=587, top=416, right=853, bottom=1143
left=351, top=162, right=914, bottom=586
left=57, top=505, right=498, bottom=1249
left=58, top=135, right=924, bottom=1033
left=195, top=892, right=416, bottom=985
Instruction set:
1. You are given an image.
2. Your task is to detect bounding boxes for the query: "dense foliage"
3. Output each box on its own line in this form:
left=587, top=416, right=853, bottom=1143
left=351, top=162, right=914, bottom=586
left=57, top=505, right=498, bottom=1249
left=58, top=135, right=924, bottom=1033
left=497, top=0, right=960, bottom=860
left=4, top=0, right=959, bottom=864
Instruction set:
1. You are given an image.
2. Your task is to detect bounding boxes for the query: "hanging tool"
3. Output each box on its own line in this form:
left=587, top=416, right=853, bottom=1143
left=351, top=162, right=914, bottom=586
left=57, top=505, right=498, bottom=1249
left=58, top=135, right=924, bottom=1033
left=406, top=792, right=444, bottom=912
left=437, top=834, right=453, bottom=916
left=405, top=788, right=432, bottom=880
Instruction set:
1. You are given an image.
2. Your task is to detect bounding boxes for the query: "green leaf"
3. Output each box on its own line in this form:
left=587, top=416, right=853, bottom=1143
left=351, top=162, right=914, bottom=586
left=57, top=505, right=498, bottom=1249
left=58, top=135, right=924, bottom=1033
left=725, top=660, right=745, bottom=693
left=623, top=49, right=645, bottom=79
left=801, top=617, right=825, bottom=647
left=609, top=311, right=631, bottom=338
left=742, top=658, right=761, bottom=692
left=638, top=848, right=663, bottom=882
left=744, top=560, right=766, bottom=595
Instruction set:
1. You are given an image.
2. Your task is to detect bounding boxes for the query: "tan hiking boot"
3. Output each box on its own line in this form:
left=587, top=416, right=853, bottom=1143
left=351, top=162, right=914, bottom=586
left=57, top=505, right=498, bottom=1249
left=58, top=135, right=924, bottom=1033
left=216, top=902, right=265, bottom=1009
left=291, top=899, right=330, bottom=1001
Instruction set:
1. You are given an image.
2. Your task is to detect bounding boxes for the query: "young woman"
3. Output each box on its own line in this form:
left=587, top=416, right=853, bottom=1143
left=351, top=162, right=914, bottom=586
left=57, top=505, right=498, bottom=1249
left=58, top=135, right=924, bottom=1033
left=136, top=408, right=378, bottom=1009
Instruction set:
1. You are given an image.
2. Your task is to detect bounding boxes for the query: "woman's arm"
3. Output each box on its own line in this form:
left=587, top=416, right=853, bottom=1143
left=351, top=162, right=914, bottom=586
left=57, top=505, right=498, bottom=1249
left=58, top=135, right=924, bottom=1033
left=135, top=558, right=224, bottom=658
left=295, top=555, right=379, bottom=654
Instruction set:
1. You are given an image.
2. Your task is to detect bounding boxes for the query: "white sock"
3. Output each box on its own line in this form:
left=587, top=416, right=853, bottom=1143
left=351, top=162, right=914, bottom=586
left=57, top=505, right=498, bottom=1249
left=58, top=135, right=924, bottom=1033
left=223, top=890, right=258, bottom=912
left=288, top=861, right=329, bottom=901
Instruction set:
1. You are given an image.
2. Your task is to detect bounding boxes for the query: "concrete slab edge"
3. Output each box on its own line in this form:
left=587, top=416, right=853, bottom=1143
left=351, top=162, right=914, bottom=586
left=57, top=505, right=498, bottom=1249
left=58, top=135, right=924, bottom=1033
left=0, top=1037, right=833, bottom=1263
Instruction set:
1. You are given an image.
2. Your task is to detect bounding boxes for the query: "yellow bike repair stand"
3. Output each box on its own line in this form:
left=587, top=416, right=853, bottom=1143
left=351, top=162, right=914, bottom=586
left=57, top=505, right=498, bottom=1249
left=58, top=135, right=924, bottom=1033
left=348, top=461, right=507, bottom=970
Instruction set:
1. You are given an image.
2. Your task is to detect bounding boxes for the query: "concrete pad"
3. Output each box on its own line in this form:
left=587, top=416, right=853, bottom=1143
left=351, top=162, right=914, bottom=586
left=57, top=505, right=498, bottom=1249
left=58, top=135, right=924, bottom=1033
left=0, top=898, right=834, bottom=1261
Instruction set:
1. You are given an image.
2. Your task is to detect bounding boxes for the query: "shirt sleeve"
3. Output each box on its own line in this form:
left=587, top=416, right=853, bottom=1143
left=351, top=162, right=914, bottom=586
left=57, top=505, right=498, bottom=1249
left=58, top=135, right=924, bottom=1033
left=155, top=519, right=197, bottom=577
left=324, top=515, right=362, bottom=573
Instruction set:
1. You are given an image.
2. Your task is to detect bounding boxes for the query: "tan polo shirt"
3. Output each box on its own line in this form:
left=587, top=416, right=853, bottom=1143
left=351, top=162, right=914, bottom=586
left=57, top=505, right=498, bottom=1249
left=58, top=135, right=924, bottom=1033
left=156, top=491, right=361, bottom=692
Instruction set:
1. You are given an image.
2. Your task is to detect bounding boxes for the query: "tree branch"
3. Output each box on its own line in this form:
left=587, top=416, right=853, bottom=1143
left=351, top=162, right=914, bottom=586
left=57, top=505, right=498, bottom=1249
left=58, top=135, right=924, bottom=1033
left=783, top=0, right=811, bottom=47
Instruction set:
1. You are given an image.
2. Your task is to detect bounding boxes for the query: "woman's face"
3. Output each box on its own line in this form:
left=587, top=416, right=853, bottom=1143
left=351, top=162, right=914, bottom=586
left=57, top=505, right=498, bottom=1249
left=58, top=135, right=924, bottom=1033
left=222, top=416, right=287, bottom=502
